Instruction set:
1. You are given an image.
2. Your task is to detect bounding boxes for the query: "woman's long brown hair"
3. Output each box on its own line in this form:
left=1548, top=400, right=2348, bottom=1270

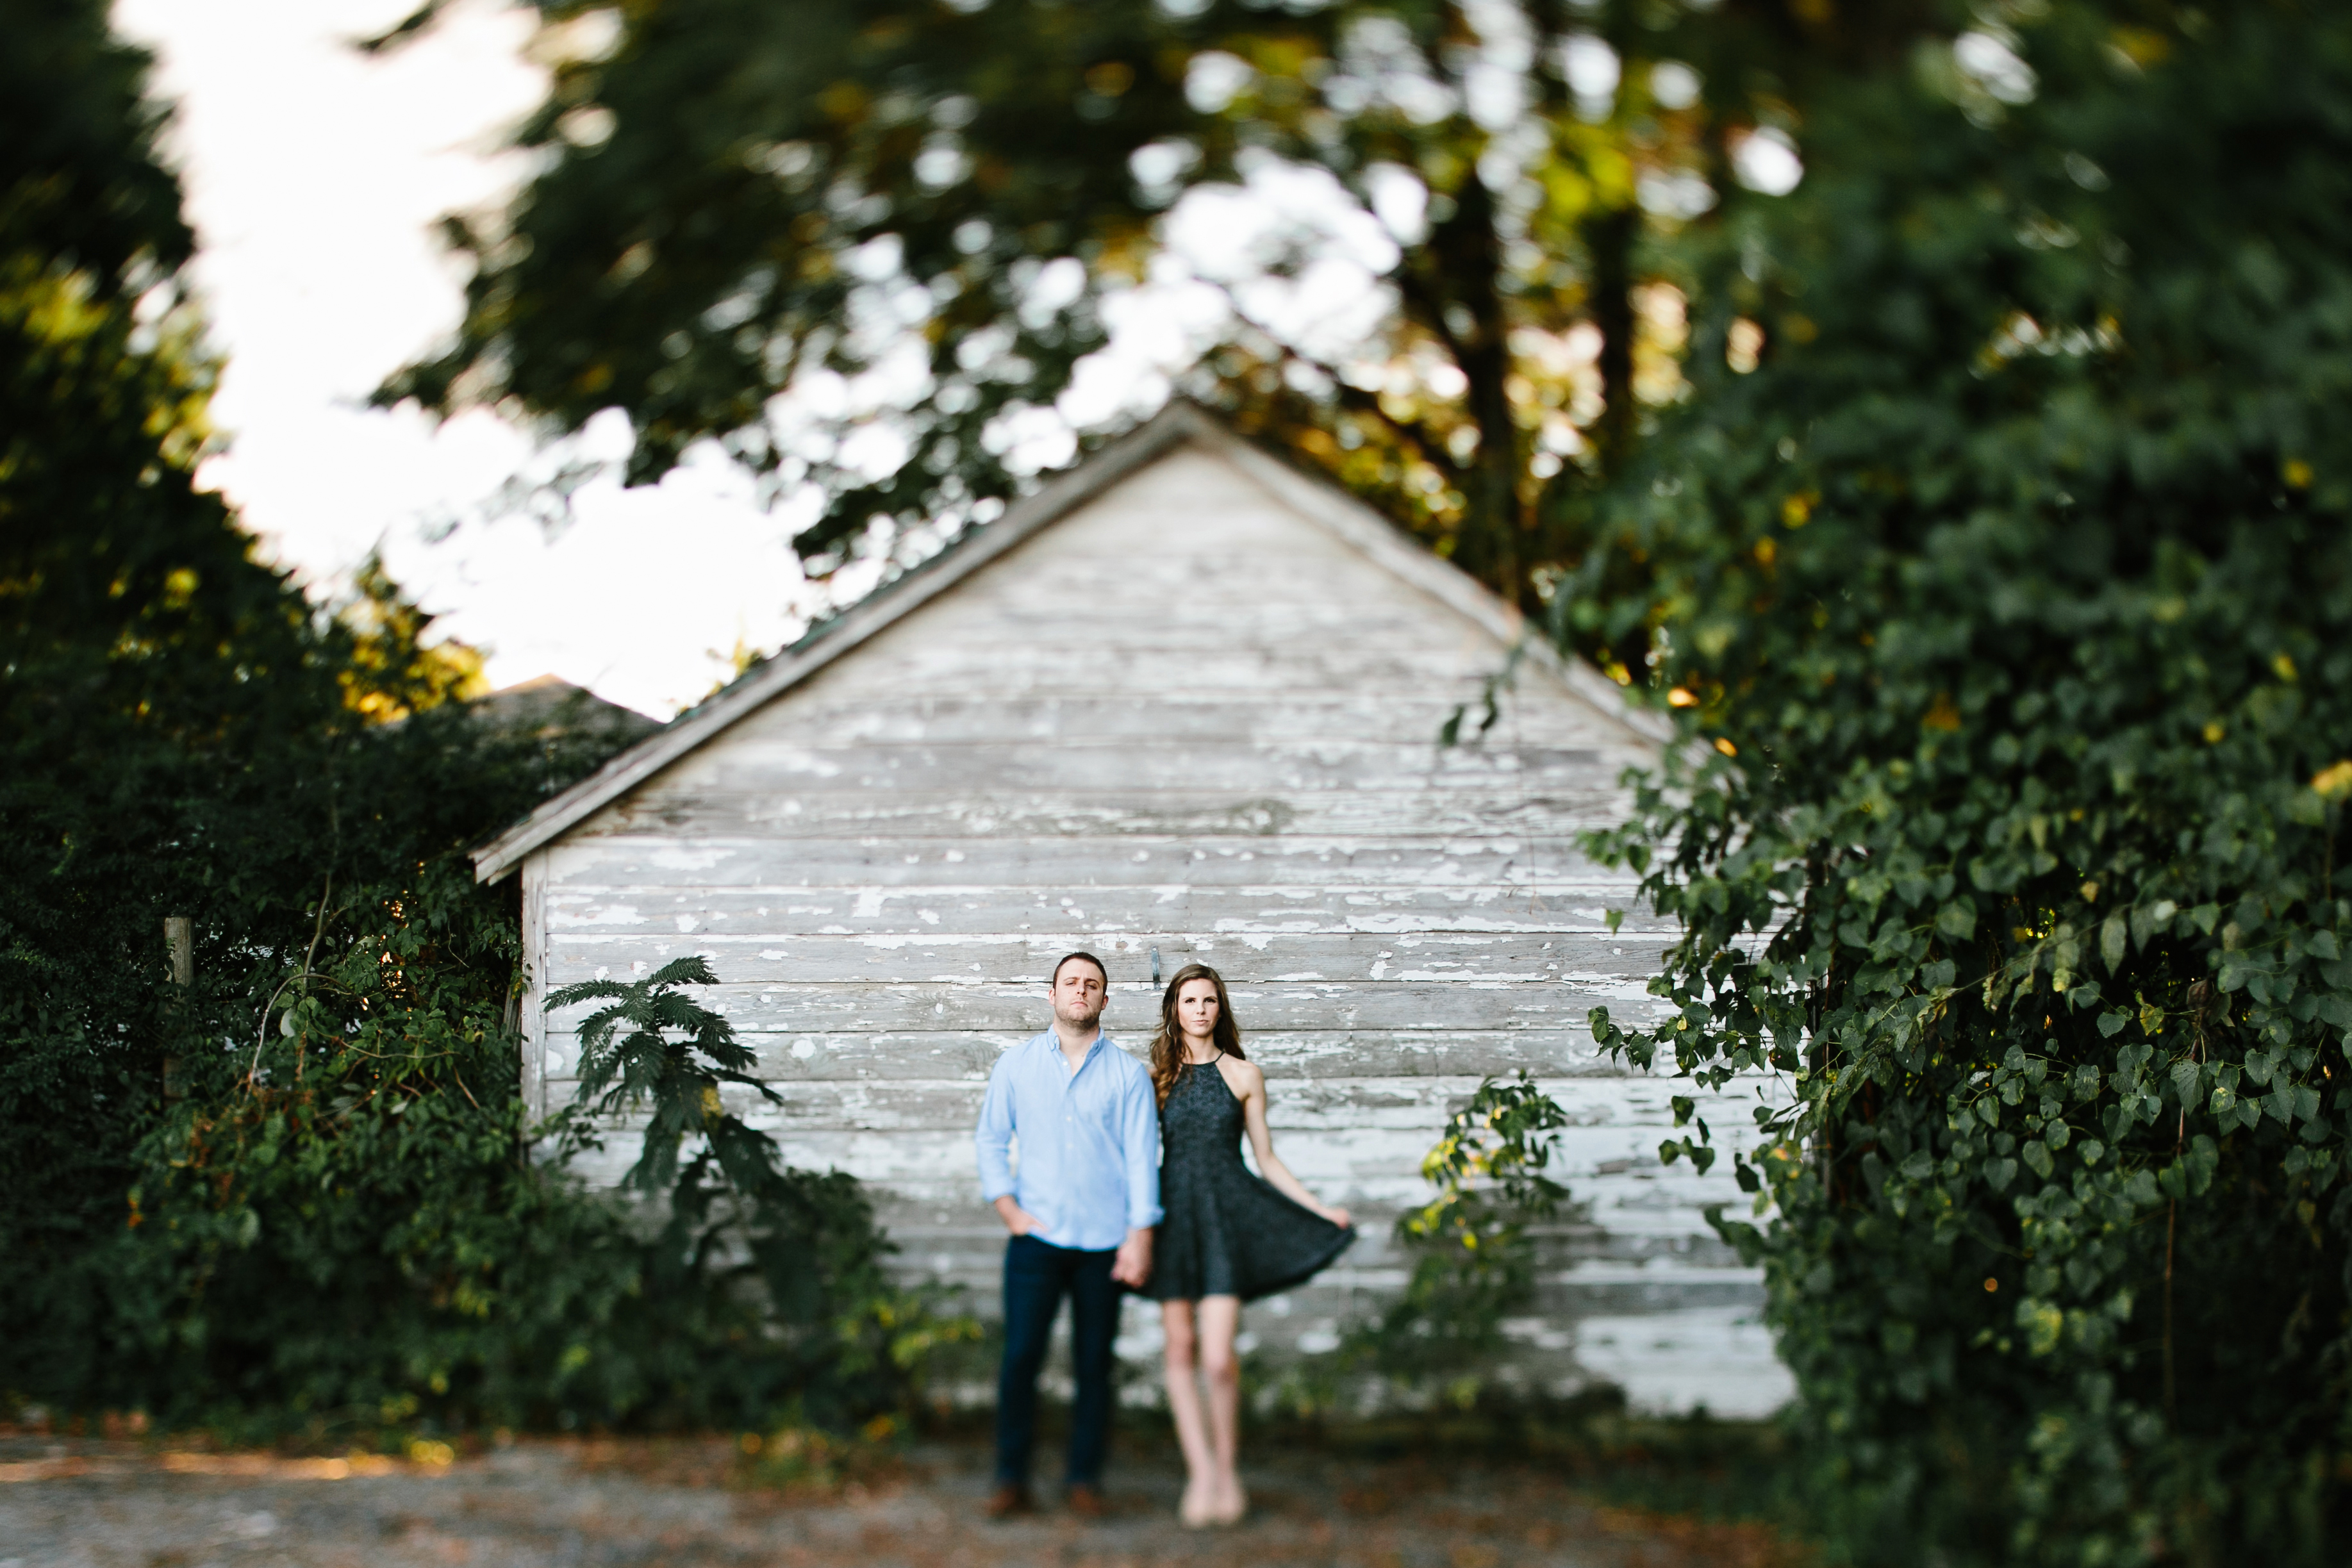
left=1149, top=962, right=1246, bottom=1107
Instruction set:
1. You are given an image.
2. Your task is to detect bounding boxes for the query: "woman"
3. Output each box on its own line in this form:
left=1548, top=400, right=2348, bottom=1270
left=1146, top=963, right=1354, bottom=1527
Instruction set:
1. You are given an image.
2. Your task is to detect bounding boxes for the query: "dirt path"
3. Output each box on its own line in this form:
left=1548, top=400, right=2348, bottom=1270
left=0, top=1433, right=1793, bottom=1568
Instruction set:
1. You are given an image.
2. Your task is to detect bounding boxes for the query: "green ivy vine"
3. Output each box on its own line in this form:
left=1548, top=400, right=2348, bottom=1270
left=1573, top=4, right=2352, bottom=1563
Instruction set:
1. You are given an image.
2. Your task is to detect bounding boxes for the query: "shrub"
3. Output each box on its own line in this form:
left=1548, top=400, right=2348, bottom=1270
left=63, top=883, right=967, bottom=1441
left=1343, top=1073, right=1575, bottom=1407
left=1581, top=4, right=2352, bottom=1562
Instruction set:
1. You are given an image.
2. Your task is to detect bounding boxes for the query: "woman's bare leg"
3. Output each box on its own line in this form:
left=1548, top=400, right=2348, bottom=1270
left=1195, top=1295, right=1245, bottom=1522
left=1159, top=1301, right=1215, bottom=1524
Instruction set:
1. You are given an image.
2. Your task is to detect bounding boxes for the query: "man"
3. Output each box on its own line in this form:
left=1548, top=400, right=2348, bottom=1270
left=973, top=951, right=1159, bottom=1519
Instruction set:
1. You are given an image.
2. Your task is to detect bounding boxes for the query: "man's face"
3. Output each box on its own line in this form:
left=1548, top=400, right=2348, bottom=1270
left=1051, top=961, right=1107, bottom=1030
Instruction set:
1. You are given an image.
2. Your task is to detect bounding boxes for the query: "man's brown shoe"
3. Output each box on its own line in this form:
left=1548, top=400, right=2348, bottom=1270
left=984, top=1483, right=1032, bottom=1519
left=1064, top=1482, right=1109, bottom=1519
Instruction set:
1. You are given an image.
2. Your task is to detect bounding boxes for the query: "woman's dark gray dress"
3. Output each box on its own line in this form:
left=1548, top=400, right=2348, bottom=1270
left=1146, top=1058, right=1354, bottom=1303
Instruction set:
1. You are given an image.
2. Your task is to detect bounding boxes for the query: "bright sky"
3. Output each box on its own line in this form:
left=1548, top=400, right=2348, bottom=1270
left=107, top=1, right=1407, bottom=717
left=111, top=0, right=818, bottom=718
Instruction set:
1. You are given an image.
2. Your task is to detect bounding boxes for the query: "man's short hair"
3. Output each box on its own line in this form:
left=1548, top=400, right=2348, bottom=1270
left=1050, top=950, right=1109, bottom=987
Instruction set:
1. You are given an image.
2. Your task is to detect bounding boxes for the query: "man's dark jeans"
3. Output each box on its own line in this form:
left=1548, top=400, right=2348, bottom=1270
left=995, top=1234, right=1122, bottom=1487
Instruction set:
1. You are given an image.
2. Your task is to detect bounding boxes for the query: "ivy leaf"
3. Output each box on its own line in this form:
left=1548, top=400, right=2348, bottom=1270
left=2021, top=1300, right=2064, bottom=1358
left=2185, top=1135, right=2221, bottom=1196
left=2096, top=1010, right=2128, bottom=1038
left=1983, top=1156, right=2017, bottom=1193
left=1935, top=900, right=1978, bottom=942
left=2101, top=914, right=2128, bottom=971
left=2171, top=1058, right=2203, bottom=1104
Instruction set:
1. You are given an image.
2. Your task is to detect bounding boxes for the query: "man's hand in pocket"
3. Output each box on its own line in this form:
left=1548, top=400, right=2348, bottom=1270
left=993, top=1194, right=1049, bottom=1239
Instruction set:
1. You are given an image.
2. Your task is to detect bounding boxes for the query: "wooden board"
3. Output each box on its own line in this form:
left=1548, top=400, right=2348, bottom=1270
left=581, top=790, right=1650, bottom=841
left=547, top=1028, right=1650, bottom=1085
left=552, top=835, right=1637, bottom=887
left=541, top=930, right=1681, bottom=984
left=545, top=884, right=1657, bottom=939
left=547, top=981, right=1662, bottom=1038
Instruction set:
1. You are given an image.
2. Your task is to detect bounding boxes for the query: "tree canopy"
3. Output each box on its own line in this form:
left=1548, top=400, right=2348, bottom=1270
left=381, top=0, right=1937, bottom=650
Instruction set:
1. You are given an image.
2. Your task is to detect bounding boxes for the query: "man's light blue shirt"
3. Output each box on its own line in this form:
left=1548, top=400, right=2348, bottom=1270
left=975, top=1028, right=1162, bottom=1253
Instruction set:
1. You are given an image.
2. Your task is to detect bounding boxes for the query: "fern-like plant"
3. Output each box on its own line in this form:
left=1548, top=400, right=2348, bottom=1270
left=545, top=957, right=973, bottom=1413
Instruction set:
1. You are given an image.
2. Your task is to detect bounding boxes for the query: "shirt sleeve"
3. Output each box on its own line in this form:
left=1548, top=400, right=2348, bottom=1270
left=975, top=1056, right=1017, bottom=1205
left=1121, top=1062, right=1164, bottom=1231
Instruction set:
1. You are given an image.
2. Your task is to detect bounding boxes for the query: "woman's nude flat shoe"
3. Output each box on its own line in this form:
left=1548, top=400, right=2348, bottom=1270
left=1178, top=1479, right=1214, bottom=1529
left=1211, top=1475, right=1248, bottom=1526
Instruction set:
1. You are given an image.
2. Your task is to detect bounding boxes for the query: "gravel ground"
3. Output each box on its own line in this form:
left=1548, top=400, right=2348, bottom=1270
left=0, top=1432, right=1796, bottom=1568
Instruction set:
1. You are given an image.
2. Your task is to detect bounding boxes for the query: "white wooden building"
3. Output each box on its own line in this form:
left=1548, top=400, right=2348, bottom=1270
left=472, top=404, right=1791, bottom=1417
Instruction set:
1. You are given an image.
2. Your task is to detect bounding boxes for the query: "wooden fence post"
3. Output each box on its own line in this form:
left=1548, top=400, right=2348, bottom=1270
left=164, top=917, right=193, bottom=988
left=163, top=916, right=192, bottom=1098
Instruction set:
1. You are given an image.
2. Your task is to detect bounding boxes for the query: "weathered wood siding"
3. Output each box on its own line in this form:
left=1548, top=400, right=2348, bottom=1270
left=526, top=442, right=1791, bottom=1416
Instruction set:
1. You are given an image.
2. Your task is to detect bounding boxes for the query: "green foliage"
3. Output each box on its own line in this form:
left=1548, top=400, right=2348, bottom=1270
left=1342, top=1073, right=1573, bottom=1401
left=83, top=886, right=965, bottom=1439
left=100, top=866, right=649, bottom=1434
left=1580, top=3, right=2352, bottom=1562
left=554, top=954, right=782, bottom=1196
left=1, top=0, right=370, bottom=1394
left=0, top=0, right=191, bottom=279
left=3, top=3, right=965, bottom=1440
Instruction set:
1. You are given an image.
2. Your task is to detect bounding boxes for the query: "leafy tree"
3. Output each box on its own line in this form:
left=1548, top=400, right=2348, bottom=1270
left=0, top=0, right=340, bottom=1391
left=1586, top=3, right=2352, bottom=1561
left=377, top=0, right=1937, bottom=637
left=3, top=1, right=959, bottom=1437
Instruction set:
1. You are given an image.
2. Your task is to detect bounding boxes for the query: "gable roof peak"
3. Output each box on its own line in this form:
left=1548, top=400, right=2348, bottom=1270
left=469, top=400, right=1666, bottom=883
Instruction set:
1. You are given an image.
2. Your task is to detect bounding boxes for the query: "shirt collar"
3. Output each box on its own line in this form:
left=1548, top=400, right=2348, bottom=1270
left=1038, top=1027, right=1108, bottom=1065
